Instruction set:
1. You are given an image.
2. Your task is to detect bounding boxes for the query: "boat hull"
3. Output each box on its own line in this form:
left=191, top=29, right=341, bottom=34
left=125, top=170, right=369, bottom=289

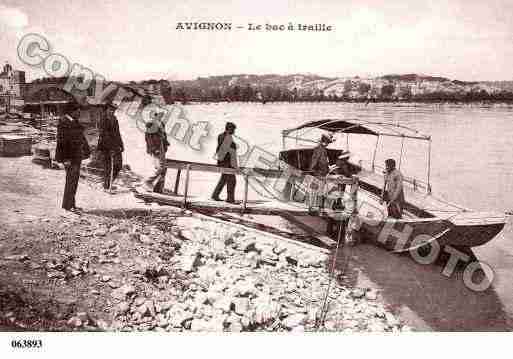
left=357, top=216, right=505, bottom=252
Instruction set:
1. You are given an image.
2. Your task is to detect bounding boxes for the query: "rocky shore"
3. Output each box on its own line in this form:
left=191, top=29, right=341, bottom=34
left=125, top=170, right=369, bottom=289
left=0, top=157, right=409, bottom=332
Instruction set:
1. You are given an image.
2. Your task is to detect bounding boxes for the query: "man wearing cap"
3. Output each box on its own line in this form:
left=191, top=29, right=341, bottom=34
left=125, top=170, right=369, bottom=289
left=381, top=158, right=405, bottom=219
left=212, top=122, right=238, bottom=203
left=308, top=134, right=332, bottom=209
left=143, top=112, right=170, bottom=193
left=97, top=103, right=124, bottom=192
left=309, top=134, right=332, bottom=177
left=55, top=105, right=90, bottom=212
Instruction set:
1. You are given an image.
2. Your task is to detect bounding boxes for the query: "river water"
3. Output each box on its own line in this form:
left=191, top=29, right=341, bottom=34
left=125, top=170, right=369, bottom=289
left=118, top=102, right=513, bottom=331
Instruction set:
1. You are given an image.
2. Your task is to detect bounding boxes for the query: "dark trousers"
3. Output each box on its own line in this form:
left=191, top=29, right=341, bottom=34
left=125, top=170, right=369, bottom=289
left=144, top=152, right=167, bottom=193
left=212, top=162, right=236, bottom=201
left=62, top=160, right=81, bottom=210
left=387, top=202, right=403, bottom=219
left=103, top=151, right=123, bottom=189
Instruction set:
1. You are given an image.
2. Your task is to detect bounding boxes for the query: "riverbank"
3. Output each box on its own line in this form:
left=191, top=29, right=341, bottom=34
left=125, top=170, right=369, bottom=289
left=0, top=156, right=407, bottom=332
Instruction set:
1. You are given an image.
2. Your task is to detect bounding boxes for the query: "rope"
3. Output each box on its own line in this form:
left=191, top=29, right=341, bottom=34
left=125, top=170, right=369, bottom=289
left=315, top=216, right=352, bottom=330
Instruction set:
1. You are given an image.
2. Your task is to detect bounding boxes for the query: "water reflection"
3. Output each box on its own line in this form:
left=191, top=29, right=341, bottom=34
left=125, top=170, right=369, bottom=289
left=336, top=243, right=513, bottom=331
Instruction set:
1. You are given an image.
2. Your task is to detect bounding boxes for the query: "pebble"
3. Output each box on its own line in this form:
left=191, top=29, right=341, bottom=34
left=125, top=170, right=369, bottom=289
left=111, top=284, right=136, bottom=300
left=116, top=302, right=130, bottom=315
left=94, top=229, right=108, bottom=237
left=365, top=290, right=378, bottom=301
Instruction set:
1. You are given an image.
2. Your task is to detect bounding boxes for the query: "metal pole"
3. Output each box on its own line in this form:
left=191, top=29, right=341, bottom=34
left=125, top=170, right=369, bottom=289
left=183, top=164, right=190, bottom=208
left=242, top=174, right=249, bottom=213
left=174, top=169, right=181, bottom=194
left=109, top=153, right=114, bottom=193
left=371, top=135, right=379, bottom=171
left=398, top=135, right=405, bottom=170
left=427, top=138, right=432, bottom=194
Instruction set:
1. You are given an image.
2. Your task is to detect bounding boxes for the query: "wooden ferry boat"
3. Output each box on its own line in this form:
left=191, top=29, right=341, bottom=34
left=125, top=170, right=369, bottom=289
left=278, top=119, right=506, bottom=252
left=134, top=119, right=506, bottom=253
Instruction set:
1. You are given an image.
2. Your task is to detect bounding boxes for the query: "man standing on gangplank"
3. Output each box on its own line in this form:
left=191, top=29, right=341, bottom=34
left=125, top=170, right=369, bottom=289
left=211, top=122, right=238, bottom=203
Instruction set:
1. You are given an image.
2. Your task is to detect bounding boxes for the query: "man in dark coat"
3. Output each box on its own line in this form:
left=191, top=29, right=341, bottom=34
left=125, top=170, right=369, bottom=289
left=55, top=105, right=90, bottom=212
left=211, top=122, right=238, bottom=203
left=97, top=103, right=124, bottom=191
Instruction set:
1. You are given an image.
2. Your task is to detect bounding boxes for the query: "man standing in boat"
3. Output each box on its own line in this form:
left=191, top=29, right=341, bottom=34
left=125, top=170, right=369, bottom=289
left=97, top=102, right=124, bottom=192
left=309, top=134, right=332, bottom=208
left=381, top=158, right=405, bottom=219
left=212, top=122, right=238, bottom=203
left=55, top=104, right=90, bottom=212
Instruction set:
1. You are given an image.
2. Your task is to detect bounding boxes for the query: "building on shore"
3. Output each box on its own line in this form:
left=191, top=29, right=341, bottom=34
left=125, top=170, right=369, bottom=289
left=0, top=62, right=26, bottom=113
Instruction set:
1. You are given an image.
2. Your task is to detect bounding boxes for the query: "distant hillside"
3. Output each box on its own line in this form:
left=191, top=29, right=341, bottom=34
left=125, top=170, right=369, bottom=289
left=126, top=73, right=513, bottom=103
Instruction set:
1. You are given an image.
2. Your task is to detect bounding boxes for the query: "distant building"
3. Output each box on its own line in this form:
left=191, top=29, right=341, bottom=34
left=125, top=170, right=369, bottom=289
left=0, top=62, right=26, bottom=112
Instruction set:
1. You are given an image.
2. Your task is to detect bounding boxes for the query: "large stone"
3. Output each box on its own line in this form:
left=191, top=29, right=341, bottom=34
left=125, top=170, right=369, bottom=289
left=212, top=297, right=233, bottom=312
left=116, top=302, right=130, bottom=315
left=282, top=313, right=306, bottom=329
left=181, top=253, right=202, bottom=272
left=144, top=300, right=156, bottom=317
left=233, top=298, right=250, bottom=315
left=368, top=321, right=387, bottom=332
left=168, top=310, right=192, bottom=327
left=111, top=284, right=136, bottom=300
left=5, top=254, right=29, bottom=261
left=94, top=228, right=108, bottom=237
left=350, top=288, right=366, bottom=299
left=67, top=317, right=82, bottom=328
left=159, top=301, right=173, bottom=313
left=365, top=290, right=378, bottom=301
left=228, top=320, right=243, bottom=332
left=253, top=301, right=279, bottom=325
left=385, top=313, right=400, bottom=327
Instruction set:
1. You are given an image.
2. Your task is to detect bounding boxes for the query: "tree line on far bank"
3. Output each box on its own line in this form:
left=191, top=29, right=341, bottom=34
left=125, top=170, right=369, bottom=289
left=160, top=83, right=513, bottom=104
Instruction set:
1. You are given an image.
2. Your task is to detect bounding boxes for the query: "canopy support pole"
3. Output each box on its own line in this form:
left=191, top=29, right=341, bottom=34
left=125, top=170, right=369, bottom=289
left=371, top=135, right=379, bottom=171
left=398, top=135, right=405, bottom=170
left=427, top=139, right=432, bottom=194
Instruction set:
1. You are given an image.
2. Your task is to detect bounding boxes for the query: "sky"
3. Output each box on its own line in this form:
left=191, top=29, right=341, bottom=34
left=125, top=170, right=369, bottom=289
left=0, top=0, right=512, bottom=82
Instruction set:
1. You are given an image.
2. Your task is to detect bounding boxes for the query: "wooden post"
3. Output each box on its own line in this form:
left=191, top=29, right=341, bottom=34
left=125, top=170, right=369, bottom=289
left=242, top=174, right=249, bottom=214
left=183, top=165, right=190, bottom=208
left=174, top=169, right=181, bottom=194
left=350, top=175, right=359, bottom=214
left=345, top=175, right=360, bottom=246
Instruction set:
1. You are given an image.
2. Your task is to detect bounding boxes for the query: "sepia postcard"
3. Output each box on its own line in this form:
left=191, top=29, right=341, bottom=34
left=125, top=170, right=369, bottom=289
left=0, top=0, right=511, bottom=357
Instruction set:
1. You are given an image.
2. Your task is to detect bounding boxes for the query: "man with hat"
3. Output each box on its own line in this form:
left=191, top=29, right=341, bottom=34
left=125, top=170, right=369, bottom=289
left=212, top=122, right=238, bottom=203
left=381, top=158, right=405, bottom=219
left=308, top=133, right=333, bottom=209
left=309, top=133, right=332, bottom=177
left=97, top=102, right=124, bottom=192
left=143, top=111, right=170, bottom=193
left=55, top=104, right=90, bottom=212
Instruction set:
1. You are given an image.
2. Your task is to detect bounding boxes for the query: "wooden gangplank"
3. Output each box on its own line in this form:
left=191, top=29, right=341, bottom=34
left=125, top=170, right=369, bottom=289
left=132, top=189, right=312, bottom=216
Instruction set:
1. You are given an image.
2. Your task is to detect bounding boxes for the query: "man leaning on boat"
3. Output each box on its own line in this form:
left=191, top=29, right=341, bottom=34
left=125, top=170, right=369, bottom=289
left=381, top=158, right=405, bottom=219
